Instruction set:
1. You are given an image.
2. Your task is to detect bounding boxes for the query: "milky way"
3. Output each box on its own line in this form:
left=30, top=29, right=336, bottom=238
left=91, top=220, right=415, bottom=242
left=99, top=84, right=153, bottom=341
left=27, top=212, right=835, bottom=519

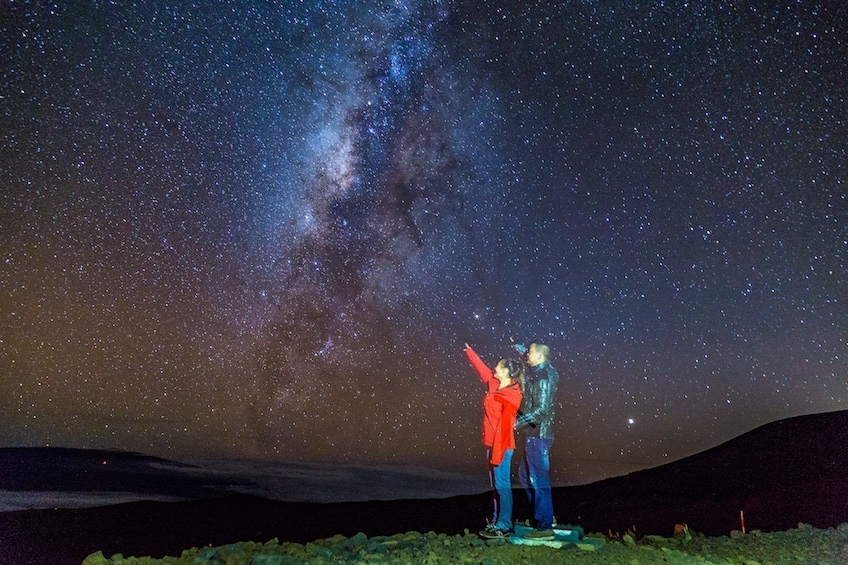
left=2, top=1, right=846, bottom=485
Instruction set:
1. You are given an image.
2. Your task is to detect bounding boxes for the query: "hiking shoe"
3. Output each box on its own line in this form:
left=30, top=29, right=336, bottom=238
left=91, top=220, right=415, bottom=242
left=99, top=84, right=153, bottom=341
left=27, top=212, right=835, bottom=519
left=479, top=527, right=510, bottom=539
left=523, top=528, right=555, bottom=540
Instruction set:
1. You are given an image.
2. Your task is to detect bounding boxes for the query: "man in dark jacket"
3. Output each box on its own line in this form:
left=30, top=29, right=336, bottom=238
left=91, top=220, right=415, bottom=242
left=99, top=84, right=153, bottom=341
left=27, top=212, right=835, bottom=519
left=514, top=342, right=559, bottom=540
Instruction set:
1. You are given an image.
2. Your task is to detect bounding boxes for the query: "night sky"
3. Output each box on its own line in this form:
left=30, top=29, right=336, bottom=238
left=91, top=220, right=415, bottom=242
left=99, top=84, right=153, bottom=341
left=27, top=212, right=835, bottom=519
left=2, top=1, right=846, bottom=487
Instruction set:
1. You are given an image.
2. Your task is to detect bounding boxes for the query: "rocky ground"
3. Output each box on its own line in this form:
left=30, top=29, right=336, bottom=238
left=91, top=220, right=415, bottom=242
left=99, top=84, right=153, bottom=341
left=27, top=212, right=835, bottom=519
left=82, top=522, right=848, bottom=565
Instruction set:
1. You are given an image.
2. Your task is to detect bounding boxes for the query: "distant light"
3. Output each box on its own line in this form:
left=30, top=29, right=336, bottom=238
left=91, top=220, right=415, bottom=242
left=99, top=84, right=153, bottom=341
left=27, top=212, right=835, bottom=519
left=627, top=418, right=635, bottom=425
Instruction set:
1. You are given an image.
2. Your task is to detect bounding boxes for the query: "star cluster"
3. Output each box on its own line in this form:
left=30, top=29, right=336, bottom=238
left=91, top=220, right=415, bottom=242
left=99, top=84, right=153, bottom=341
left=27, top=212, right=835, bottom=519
left=2, top=1, right=846, bottom=485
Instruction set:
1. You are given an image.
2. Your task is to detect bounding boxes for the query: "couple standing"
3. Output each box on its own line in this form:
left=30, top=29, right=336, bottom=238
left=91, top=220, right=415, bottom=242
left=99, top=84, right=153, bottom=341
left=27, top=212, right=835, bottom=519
left=463, top=341, right=559, bottom=540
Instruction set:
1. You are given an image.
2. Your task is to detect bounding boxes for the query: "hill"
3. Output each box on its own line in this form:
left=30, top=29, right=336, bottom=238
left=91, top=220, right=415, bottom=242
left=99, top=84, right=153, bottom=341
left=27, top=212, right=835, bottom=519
left=551, top=409, right=848, bottom=536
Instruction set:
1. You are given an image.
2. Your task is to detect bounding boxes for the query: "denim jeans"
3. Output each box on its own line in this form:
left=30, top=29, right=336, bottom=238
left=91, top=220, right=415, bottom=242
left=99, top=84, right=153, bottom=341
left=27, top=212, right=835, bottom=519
left=518, top=436, right=554, bottom=529
left=487, top=448, right=514, bottom=530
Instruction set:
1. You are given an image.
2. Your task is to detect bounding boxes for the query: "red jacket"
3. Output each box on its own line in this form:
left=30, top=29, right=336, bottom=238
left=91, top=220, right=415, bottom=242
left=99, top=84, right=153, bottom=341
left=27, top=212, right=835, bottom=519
left=465, top=347, right=523, bottom=465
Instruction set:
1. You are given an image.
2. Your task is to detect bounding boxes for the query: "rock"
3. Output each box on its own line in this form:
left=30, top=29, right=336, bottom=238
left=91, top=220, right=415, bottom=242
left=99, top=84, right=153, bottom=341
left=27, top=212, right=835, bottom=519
left=250, top=556, right=284, bottom=565
left=345, top=531, right=368, bottom=550
left=380, top=539, right=399, bottom=547
left=576, top=541, right=598, bottom=551
left=278, top=541, right=305, bottom=557
left=215, top=544, right=248, bottom=565
left=483, top=537, right=507, bottom=546
left=305, top=542, right=333, bottom=558
left=81, top=551, right=109, bottom=565
left=192, top=547, right=218, bottom=564
left=365, top=539, right=388, bottom=555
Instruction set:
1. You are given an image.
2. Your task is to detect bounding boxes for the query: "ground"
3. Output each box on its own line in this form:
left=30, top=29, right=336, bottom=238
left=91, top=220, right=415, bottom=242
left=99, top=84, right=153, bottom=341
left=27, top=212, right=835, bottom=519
left=82, top=522, right=848, bottom=564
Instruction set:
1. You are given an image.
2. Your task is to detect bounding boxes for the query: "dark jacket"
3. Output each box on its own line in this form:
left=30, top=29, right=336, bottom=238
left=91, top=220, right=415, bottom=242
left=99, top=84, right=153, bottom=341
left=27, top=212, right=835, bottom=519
left=515, top=361, right=559, bottom=439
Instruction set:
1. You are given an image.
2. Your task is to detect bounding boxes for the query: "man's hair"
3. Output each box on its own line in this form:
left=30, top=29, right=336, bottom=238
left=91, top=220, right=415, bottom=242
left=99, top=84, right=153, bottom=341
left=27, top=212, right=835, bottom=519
left=531, top=343, right=550, bottom=361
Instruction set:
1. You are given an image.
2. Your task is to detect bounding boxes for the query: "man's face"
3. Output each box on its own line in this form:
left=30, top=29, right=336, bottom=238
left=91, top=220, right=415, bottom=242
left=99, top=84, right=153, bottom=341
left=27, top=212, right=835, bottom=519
left=527, top=344, right=544, bottom=367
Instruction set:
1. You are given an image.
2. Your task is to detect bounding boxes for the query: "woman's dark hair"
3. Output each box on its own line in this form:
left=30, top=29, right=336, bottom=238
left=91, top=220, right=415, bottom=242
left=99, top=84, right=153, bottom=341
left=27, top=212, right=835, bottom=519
left=499, top=358, right=524, bottom=380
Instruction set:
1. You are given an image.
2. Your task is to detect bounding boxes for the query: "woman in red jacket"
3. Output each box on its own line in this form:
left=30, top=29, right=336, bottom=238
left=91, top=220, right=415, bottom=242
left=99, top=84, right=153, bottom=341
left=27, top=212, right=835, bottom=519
left=464, top=343, right=524, bottom=539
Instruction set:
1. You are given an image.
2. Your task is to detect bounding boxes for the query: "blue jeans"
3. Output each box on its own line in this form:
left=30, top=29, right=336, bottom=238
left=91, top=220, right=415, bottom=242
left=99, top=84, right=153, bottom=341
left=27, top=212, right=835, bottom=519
left=487, top=448, right=514, bottom=530
left=518, top=437, right=554, bottom=529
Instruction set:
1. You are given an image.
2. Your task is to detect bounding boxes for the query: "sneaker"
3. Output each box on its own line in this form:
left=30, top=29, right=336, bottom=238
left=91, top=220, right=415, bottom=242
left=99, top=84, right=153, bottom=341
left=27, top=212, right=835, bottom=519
left=523, top=528, right=555, bottom=540
left=479, top=527, right=510, bottom=539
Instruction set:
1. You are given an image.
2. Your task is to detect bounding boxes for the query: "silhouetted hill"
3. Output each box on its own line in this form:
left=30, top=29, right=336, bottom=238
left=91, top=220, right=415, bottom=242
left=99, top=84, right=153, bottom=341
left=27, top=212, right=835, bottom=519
left=2, top=409, right=847, bottom=564
left=551, top=409, right=848, bottom=536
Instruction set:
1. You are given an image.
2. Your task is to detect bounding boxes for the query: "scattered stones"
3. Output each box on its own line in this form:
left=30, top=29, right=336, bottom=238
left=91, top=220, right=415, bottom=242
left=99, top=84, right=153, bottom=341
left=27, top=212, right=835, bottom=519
left=82, top=522, right=848, bottom=564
